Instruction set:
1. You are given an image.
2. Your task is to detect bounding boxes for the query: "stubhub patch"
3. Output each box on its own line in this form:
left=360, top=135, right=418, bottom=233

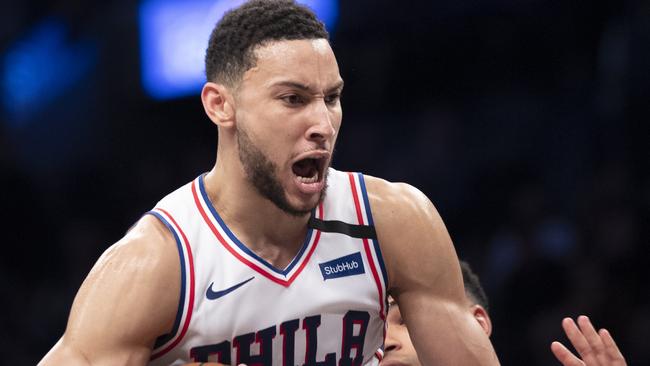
left=319, top=252, right=365, bottom=280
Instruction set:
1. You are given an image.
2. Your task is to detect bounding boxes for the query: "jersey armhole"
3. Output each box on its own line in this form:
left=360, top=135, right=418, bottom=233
left=347, top=172, right=390, bottom=320
left=145, top=208, right=196, bottom=360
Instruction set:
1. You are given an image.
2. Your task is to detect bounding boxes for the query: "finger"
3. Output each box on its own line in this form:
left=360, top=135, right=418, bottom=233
left=577, top=315, right=609, bottom=365
left=551, top=341, right=585, bottom=366
left=599, top=329, right=626, bottom=364
left=561, top=317, right=599, bottom=364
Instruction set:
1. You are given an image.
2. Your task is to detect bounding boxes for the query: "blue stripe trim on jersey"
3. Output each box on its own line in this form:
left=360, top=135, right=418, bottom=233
left=198, top=174, right=315, bottom=276
left=146, top=210, right=186, bottom=349
left=357, top=172, right=375, bottom=226
left=357, top=173, right=389, bottom=289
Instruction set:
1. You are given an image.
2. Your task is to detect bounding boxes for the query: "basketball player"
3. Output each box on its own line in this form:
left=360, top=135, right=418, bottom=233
left=382, top=261, right=627, bottom=366
left=39, top=1, right=498, bottom=365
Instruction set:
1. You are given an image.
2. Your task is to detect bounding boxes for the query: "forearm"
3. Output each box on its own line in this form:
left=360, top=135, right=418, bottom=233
left=40, top=337, right=152, bottom=366
left=410, top=311, right=499, bottom=365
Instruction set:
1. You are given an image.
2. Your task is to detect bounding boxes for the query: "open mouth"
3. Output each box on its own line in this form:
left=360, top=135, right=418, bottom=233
left=291, top=157, right=326, bottom=184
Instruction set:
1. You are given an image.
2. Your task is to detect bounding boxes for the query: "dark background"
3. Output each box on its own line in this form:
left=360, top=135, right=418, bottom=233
left=1, top=0, right=648, bottom=364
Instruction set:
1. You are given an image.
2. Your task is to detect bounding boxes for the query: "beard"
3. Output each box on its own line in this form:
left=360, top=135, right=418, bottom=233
left=236, top=126, right=327, bottom=217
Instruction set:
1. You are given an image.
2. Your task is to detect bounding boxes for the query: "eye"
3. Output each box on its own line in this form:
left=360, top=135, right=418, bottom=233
left=281, top=94, right=305, bottom=106
left=324, top=92, right=340, bottom=105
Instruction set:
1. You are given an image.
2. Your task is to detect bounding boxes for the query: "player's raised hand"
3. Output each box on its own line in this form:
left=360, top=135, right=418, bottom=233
left=551, top=315, right=627, bottom=366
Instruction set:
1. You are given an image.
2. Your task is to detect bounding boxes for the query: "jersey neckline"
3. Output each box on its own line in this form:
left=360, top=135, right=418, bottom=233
left=193, top=174, right=323, bottom=283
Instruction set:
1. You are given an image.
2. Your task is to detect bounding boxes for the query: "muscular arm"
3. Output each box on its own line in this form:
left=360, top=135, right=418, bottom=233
left=366, top=176, right=499, bottom=365
left=39, top=215, right=181, bottom=366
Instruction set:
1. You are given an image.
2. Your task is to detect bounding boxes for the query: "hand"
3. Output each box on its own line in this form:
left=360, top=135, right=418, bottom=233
left=551, top=315, right=627, bottom=366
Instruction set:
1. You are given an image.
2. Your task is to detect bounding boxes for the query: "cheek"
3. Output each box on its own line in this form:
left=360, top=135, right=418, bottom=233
left=388, top=326, right=410, bottom=346
left=399, top=328, right=415, bottom=347
left=265, top=131, right=298, bottom=163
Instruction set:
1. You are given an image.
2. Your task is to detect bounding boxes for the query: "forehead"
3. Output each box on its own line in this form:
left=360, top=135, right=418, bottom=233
left=243, top=39, right=342, bottom=89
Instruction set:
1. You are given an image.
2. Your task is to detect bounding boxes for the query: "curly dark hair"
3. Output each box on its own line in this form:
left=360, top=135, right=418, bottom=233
left=205, top=0, right=329, bottom=86
left=460, top=260, right=490, bottom=311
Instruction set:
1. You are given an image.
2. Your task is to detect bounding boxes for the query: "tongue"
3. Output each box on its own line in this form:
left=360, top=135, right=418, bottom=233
left=293, top=159, right=316, bottom=178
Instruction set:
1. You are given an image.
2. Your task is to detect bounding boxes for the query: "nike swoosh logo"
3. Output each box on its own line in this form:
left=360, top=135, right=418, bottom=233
left=206, top=277, right=255, bottom=300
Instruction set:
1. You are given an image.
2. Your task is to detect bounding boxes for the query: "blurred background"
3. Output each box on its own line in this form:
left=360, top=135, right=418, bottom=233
left=1, top=0, right=648, bottom=364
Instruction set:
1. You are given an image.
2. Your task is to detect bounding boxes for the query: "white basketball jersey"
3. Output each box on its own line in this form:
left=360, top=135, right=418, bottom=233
left=147, top=168, right=388, bottom=366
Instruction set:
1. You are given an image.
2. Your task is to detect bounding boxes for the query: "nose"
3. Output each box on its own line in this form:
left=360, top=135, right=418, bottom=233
left=384, top=329, right=401, bottom=355
left=305, top=99, right=336, bottom=143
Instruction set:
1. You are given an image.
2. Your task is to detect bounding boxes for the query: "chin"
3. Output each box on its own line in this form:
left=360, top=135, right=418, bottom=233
left=287, top=196, right=322, bottom=216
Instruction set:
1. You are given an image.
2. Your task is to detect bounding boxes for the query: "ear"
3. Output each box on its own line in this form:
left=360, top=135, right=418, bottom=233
left=201, top=81, right=236, bottom=128
left=471, top=304, right=492, bottom=337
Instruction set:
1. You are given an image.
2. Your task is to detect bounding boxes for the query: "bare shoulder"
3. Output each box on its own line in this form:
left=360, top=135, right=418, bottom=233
left=74, top=213, right=181, bottom=337
left=362, top=175, right=435, bottom=223
left=101, top=213, right=180, bottom=274
left=81, top=214, right=180, bottom=306
left=362, top=174, right=460, bottom=296
left=40, top=214, right=181, bottom=365
left=362, top=174, right=448, bottom=250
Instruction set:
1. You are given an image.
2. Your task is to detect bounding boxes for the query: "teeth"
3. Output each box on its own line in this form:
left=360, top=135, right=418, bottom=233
left=297, top=171, right=319, bottom=184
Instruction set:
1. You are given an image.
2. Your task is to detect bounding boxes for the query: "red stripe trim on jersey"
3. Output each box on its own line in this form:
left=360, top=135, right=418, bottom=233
left=348, top=172, right=386, bottom=320
left=288, top=203, right=323, bottom=284
left=191, top=180, right=323, bottom=287
left=150, top=208, right=195, bottom=360
left=374, top=349, right=384, bottom=361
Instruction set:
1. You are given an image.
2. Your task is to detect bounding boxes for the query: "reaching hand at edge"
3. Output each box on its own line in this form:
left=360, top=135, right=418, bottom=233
left=551, top=315, right=627, bottom=366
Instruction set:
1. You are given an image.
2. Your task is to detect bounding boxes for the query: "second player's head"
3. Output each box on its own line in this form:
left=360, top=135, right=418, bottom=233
left=382, top=261, right=492, bottom=366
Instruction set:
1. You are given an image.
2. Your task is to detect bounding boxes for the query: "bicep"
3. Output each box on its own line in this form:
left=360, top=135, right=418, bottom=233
left=43, top=216, right=180, bottom=365
left=370, top=180, right=498, bottom=365
left=372, top=181, right=463, bottom=302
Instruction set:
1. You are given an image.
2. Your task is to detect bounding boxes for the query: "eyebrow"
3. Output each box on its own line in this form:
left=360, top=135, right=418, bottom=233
left=270, top=80, right=344, bottom=94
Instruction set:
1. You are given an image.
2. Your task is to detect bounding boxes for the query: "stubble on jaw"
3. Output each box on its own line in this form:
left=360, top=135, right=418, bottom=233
left=236, top=126, right=327, bottom=217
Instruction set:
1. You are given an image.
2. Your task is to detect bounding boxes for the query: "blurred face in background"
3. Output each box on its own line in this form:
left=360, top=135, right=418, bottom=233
left=382, top=301, right=421, bottom=366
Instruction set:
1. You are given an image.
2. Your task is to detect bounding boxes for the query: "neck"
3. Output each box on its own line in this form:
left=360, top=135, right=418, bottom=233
left=203, top=156, right=311, bottom=261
